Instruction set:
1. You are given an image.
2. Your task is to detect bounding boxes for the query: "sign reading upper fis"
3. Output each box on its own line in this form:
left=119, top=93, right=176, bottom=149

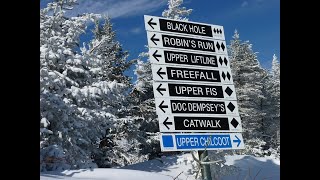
left=144, top=15, right=244, bottom=151
left=152, top=82, right=237, bottom=100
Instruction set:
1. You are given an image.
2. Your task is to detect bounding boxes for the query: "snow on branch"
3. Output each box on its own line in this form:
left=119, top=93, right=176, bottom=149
left=53, top=70, right=79, bottom=87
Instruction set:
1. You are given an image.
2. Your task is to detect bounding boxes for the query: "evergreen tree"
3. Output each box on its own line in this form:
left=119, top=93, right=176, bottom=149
left=162, top=0, right=193, bottom=20
left=88, top=16, right=133, bottom=85
left=229, top=30, right=269, bottom=154
left=264, top=54, right=280, bottom=148
left=40, top=0, right=102, bottom=171
left=40, top=0, right=136, bottom=171
left=82, top=17, right=147, bottom=167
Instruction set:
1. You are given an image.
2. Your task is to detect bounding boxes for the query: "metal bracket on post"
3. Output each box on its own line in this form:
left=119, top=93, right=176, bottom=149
left=191, top=150, right=223, bottom=180
left=199, top=150, right=212, bottom=180
left=191, top=135, right=223, bottom=180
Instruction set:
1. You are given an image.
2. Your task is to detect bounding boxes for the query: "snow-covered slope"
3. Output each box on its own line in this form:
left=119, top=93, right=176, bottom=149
left=40, top=153, right=280, bottom=180
left=222, top=155, right=280, bottom=179
left=40, top=168, right=172, bottom=180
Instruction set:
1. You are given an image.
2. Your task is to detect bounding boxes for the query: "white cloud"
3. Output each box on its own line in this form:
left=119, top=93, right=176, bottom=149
left=256, top=0, right=265, bottom=5
left=64, top=0, right=166, bottom=18
left=130, top=27, right=143, bottom=34
left=241, top=1, right=249, bottom=7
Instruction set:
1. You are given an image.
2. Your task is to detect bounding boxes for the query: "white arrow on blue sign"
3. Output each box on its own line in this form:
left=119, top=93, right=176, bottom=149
left=160, top=133, right=244, bottom=151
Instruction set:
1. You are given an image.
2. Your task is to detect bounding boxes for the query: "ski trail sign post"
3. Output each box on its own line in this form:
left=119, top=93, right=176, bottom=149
left=144, top=15, right=244, bottom=152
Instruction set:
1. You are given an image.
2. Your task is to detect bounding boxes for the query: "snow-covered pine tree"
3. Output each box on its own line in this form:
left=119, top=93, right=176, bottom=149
left=40, top=0, right=102, bottom=171
left=81, top=17, right=148, bottom=167
left=130, top=0, right=193, bottom=160
left=80, top=16, right=134, bottom=118
left=88, top=16, right=133, bottom=85
left=271, top=54, right=280, bottom=80
left=264, top=54, right=280, bottom=149
left=271, top=55, right=280, bottom=134
left=229, top=30, right=270, bottom=156
left=162, top=0, right=193, bottom=20
left=40, top=0, right=134, bottom=171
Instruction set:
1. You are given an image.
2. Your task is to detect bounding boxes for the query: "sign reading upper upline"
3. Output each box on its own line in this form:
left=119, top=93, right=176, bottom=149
left=144, top=15, right=244, bottom=151
left=148, top=47, right=230, bottom=69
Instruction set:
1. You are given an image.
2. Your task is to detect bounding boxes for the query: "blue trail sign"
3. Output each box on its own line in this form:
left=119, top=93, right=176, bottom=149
left=160, top=133, right=244, bottom=151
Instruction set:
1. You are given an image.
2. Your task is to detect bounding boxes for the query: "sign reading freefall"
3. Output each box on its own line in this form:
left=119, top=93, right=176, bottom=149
left=151, top=64, right=233, bottom=84
left=160, top=133, right=244, bottom=151
left=144, top=15, right=244, bottom=151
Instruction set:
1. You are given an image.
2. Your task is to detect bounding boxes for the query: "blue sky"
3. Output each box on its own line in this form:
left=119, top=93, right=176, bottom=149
left=41, top=0, right=279, bottom=79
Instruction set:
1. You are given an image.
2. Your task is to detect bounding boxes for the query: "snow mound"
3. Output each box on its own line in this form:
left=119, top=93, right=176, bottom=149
left=40, top=154, right=280, bottom=180
left=221, top=155, right=280, bottom=179
left=40, top=168, right=172, bottom=180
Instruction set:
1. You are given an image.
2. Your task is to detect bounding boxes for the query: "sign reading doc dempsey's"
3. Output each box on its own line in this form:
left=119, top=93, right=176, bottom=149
left=152, top=82, right=237, bottom=100
left=151, top=64, right=233, bottom=84
left=147, top=32, right=227, bottom=54
left=155, top=98, right=239, bottom=116
left=160, top=133, right=244, bottom=151
left=148, top=48, right=230, bottom=69
left=158, top=115, right=242, bottom=132
left=144, top=15, right=225, bottom=40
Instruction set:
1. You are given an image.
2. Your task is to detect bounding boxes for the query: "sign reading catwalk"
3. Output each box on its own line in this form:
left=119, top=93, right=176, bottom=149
left=144, top=15, right=244, bottom=151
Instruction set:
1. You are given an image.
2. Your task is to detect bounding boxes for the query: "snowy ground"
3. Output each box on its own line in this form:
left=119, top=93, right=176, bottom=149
left=40, top=154, right=279, bottom=180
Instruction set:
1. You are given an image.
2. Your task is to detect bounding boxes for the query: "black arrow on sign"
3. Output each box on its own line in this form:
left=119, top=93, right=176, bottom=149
left=159, top=100, right=168, bottom=113
left=156, top=84, right=166, bottom=96
left=148, top=18, right=157, bottom=29
left=151, top=34, right=159, bottom=45
left=157, top=67, right=166, bottom=79
left=163, top=117, right=172, bottom=130
left=153, top=50, right=162, bottom=61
